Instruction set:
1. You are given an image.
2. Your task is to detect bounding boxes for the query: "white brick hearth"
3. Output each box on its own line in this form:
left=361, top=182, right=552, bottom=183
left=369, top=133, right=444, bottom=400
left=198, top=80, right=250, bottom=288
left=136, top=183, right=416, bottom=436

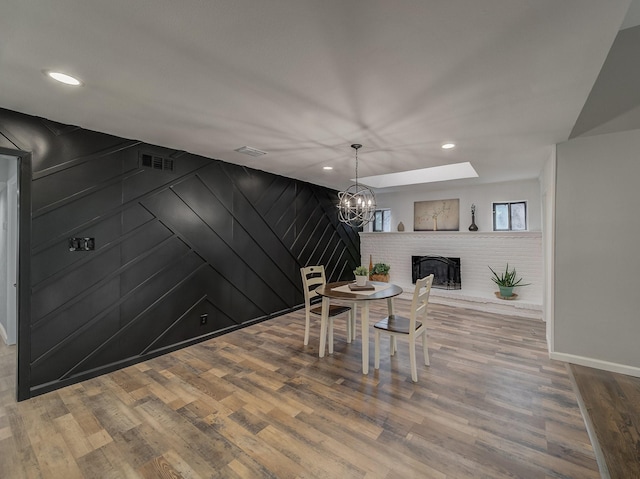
left=361, top=231, right=543, bottom=319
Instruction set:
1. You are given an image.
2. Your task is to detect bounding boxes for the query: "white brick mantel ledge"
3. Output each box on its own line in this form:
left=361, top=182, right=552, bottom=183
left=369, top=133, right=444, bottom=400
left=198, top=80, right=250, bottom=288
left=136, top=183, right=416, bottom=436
left=360, top=231, right=541, bottom=237
left=360, top=230, right=543, bottom=319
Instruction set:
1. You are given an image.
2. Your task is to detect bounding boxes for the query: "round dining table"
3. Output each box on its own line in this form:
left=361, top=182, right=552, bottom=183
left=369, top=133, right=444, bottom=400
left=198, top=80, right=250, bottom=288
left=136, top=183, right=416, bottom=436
left=315, top=280, right=403, bottom=374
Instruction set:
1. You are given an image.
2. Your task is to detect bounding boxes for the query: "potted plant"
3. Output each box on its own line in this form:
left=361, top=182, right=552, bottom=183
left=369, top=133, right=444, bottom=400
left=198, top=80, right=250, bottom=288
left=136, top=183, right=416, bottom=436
left=489, top=263, right=530, bottom=299
left=370, top=263, right=390, bottom=282
left=354, top=266, right=369, bottom=286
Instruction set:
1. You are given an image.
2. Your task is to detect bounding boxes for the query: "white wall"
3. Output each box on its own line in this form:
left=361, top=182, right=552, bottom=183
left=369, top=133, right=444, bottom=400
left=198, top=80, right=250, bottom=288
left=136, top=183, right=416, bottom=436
left=0, top=180, right=7, bottom=342
left=368, top=179, right=541, bottom=233
left=554, top=129, right=640, bottom=376
left=0, top=157, right=17, bottom=345
left=539, top=149, right=556, bottom=344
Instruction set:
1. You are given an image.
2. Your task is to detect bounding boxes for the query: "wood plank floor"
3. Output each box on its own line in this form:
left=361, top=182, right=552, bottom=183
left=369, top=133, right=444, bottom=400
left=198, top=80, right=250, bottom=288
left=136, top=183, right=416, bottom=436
left=570, top=364, right=640, bottom=479
left=0, top=302, right=601, bottom=478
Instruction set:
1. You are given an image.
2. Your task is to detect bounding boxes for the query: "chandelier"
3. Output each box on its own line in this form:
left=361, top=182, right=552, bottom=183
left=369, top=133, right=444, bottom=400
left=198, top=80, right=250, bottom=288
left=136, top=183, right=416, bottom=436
left=337, top=144, right=376, bottom=228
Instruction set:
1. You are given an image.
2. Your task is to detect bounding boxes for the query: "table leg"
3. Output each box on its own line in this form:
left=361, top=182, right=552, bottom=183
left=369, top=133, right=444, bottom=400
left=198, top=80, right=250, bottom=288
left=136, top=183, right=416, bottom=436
left=387, top=297, right=397, bottom=354
left=387, top=297, right=395, bottom=315
left=319, top=296, right=329, bottom=358
left=362, top=302, right=370, bottom=374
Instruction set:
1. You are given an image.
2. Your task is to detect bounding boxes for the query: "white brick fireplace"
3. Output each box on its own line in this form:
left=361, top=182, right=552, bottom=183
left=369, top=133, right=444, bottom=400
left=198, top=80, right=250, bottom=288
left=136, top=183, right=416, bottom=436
left=361, top=231, right=543, bottom=319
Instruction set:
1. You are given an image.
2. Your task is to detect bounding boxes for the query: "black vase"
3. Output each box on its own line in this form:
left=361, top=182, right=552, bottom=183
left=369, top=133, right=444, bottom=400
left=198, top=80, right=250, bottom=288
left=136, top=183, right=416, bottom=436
left=469, top=213, right=478, bottom=231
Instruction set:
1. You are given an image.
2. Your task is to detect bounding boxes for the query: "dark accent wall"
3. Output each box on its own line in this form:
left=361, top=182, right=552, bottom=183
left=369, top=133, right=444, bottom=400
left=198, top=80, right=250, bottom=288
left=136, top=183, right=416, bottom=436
left=0, top=108, right=360, bottom=399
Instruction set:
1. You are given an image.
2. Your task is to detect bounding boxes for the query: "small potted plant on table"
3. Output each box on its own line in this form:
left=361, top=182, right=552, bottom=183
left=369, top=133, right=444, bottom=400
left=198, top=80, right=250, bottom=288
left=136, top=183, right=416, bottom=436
left=370, top=263, right=391, bottom=282
left=354, top=266, right=369, bottom=286
left=489, top=263, right=530, bottom=299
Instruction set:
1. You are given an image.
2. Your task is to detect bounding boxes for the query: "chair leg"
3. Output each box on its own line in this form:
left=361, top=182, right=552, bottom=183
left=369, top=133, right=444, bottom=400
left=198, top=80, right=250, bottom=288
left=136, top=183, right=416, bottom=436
left=319, top=298, right=329, bottom=358
left=351, top=303, right=357, bottom=341
left=304, top=310, right=311, bottom=346
left=423, top=330, right=430, bottom=366
left=328, top=317, right=334, bottom=354
left=409, top=337, right=418, bottom=382
left=374, top=330, right=381, bottom=369
left=390, top=335, right=397, bottom=356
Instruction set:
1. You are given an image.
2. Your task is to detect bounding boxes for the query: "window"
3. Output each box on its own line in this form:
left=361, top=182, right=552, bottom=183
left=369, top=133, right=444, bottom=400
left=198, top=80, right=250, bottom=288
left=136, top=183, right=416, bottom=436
left=373, top=209, right=391, bottom=232
left=493, top=201, right=527, bottom=231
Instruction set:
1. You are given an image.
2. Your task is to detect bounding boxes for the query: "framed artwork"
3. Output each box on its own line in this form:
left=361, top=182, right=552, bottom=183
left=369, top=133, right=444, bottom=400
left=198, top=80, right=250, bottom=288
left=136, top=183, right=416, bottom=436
left=414, top=198, right=460, bottom=231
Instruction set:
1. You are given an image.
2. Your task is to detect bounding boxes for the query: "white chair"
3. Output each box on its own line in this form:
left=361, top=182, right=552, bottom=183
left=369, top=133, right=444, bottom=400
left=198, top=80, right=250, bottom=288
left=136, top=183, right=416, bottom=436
left=300, top=265, right=356, bottom=348
left=374, top=274, right=433, bottom=382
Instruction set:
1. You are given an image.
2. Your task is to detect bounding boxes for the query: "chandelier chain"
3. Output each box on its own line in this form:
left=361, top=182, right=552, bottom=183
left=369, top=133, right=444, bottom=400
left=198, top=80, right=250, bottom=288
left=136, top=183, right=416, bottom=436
left=355, top=146, right=358, bottom=187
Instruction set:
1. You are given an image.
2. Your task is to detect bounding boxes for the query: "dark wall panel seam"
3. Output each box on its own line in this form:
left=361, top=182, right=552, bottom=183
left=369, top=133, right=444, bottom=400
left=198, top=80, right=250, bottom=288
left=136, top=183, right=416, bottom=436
left=336, top=256, right=351, bottom=281
left=32, top=167, right=144, bottom=217
left=201, top=265, right=268, bottom=325
left=32, top=140, right=141, bottom=179
left=290, top=203, right=323, bottom=251
left=0, top=131, right=20, bottom=149
left=40, top=121, right=80, bottom=137
left=317, top=227, right=342, bottom=266
left=261, top=180, right=293, bottom=219
left=140, top=295, right=210, bottom=355
left=304, top=221, right=332, bottom=265
left=253, top=172, right=280, bottom=206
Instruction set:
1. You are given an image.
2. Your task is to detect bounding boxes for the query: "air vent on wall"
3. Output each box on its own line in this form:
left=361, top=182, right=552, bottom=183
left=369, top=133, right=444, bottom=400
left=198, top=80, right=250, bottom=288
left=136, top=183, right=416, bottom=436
left=139, top=152, right=175, bottom=172
left=234, top=146, right=267, bottom=157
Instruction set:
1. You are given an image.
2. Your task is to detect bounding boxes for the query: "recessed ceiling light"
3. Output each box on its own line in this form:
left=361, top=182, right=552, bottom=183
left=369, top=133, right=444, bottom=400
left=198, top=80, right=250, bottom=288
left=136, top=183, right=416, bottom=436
left=323, top=166, right=333, bottom=170
left=44, top=70, right=83, bottom=86
left=441, top=143, right=456, bottom=149
left=357, top=162, right=478, bottom=188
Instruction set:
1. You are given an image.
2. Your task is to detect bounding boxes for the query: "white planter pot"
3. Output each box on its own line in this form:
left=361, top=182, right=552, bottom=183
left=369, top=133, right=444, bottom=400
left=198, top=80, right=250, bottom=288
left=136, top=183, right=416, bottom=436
left=355, top=275, right=368, bottom=286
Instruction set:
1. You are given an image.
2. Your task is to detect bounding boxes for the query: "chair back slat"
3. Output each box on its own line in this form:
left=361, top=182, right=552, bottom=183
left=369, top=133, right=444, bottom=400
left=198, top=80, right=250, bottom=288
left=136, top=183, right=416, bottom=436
left=410, top=274, right=433, bottom=330
left=301, top=265, right=327, bottom=303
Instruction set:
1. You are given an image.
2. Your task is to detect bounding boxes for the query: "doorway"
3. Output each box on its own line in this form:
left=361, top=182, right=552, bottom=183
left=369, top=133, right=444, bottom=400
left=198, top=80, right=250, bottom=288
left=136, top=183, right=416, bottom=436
left=0, top=154, right=18, bottom=346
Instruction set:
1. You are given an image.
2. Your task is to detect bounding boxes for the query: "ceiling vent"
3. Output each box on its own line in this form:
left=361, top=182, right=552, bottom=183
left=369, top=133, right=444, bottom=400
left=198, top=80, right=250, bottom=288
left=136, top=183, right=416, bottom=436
left=234, top=146, right=267, bottom=157
left=139, top=152, right=175, bottom=172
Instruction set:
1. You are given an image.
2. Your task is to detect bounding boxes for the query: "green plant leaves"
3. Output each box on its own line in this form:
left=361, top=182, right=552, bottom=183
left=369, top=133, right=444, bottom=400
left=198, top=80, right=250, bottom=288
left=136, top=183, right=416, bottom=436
left=488, top=263, right=530, bottom=287
left=372, top=263, right=390, bottom=274
left=354, top=266, right=369, bottom=276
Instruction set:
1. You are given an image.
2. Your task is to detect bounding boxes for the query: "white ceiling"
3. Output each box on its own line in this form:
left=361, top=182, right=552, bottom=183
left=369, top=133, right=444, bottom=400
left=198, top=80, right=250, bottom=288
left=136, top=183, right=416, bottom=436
left=0, top=0, right=634, bottom=192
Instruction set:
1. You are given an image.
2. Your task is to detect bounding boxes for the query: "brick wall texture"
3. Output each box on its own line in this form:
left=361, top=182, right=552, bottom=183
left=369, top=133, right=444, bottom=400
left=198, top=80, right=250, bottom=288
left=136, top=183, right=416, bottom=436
left=361, top=232, right=543, bottom=306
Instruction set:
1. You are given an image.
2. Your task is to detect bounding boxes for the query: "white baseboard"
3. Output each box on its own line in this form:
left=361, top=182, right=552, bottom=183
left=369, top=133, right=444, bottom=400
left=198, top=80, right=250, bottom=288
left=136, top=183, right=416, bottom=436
left=550, top=352, right=640, bottom=378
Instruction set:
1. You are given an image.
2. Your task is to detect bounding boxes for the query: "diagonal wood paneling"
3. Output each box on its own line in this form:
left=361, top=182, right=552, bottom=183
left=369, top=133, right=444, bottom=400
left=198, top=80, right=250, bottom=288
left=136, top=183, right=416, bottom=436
left=0, top=107, right=360, bottom=398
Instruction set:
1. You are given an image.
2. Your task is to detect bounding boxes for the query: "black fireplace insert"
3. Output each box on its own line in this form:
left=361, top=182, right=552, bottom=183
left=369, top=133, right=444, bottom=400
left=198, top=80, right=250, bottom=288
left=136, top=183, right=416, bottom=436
left=411, top=255, right=461, bottom=290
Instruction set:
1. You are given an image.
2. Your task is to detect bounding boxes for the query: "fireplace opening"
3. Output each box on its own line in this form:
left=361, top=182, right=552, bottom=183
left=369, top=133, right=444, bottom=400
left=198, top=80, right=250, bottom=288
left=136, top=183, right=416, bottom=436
left=412, top=256, right=461, bottom=290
